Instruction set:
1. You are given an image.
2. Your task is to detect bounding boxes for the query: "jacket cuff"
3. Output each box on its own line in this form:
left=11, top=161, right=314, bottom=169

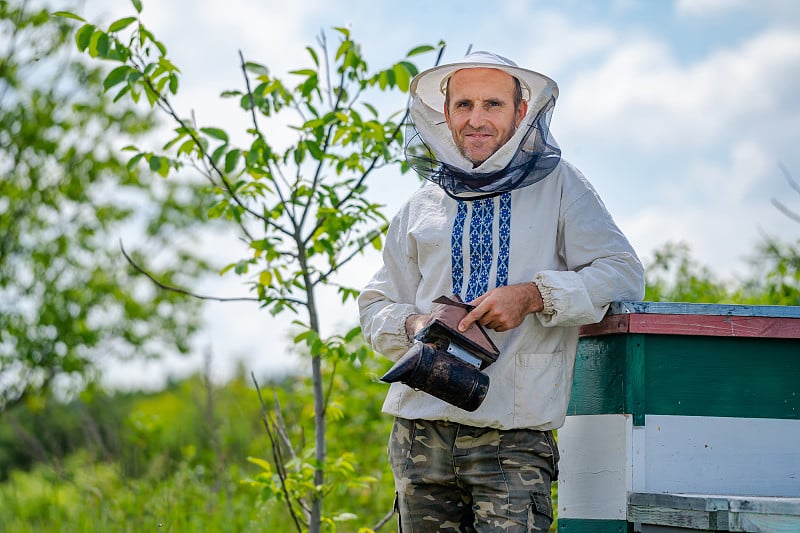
left=533, top=270, right=606, bottom=327
left=371, top=304, right=419, bottom=361
left=533, top=278, right=557, bottom=317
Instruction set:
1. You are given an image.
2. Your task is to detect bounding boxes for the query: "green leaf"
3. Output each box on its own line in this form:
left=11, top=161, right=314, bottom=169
left=142, top=81, right=159, bottom=106
left=393, top=63, right=411, bottom=92
left=343, top=326, right=361, bottom=343
left=113, top=84, right=131, bottom=103
left=148, top=155, right=168, bottom=177
left=75, top=24, right=95, bottom=51
left=224, top=149, right=241, bottom=173
left=158, top=57, right=180, bottom=73
left=177, top=139, right=195, bottom=156
left=293, top=144, right=305, bottom=165
left=103, top=65, right=130, bottom=91
left=399, top=60, right=419, bottom=77
left=377, top=70, right=389, bottom=90
left=131, top=0, right=143, bottom=13
left=126, top=152, right=145, bottom=170
left=108, top=17, right=137, bottom=32
left=335, top=38, right=351, bottom=61
left=52, top=11, right=86, bottom=22
left=290, top=69, right=317, bottom=77
left=362, top=102, right=378, bottom=118
left=407, top=44, right=435, bottom=57
left=211, top=144, right=227, bottom=167
left=89, top=30, right=110, bottom=58
left=246, top=457, right=273, bottom=473
left=200, top=127, right=229, bottom=142
left=168, top=74, right=178, bottom=94
left=306, top=46, right=319, bottom=66
left=306, top=141, right=324, bottom=161
left=244, top=62, right=269, bottom=77
left=333, top=26, right=351, bottom=39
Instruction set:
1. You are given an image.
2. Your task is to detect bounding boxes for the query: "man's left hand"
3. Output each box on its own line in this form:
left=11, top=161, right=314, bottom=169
left=458, top=283, right=544, bottom=333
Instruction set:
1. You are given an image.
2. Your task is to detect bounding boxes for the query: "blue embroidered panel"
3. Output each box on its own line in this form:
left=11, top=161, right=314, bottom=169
left=466, top=199, right=494, bottom=301
left=497, top=192, right=512, bottom=287
left=451, top=193, right=512, bottom=301
left=451, top=201, right=468, bottom=296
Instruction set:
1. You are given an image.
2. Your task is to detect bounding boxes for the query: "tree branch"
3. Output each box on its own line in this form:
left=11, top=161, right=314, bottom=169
left=371, top=508, right=397, bottom=531
left=251, top=373, right=305, bottom=533
left=239, top=49, right=262, bottom=135
left=771, top=199, right=800, bottom=224
left=312, top=222, right=389, bottom=287
left=237, top=50, right=301, bottom=234
left=779, top=161, right=800, bottom=195
left=119, top=240, right=260, bottom=303
left=773, top=162, right=800, bottom=223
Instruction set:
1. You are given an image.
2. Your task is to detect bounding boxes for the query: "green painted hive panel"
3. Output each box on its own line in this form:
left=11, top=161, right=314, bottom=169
left=569, top=334, right=799, bottom=421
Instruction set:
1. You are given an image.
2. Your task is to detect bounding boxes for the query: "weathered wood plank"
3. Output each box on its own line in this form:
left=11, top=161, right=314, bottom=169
left=629, top=493, right=800, bottom=532
left=609, top=301, right=800, bottom=318
left=581, top=313, right=800, bottom=339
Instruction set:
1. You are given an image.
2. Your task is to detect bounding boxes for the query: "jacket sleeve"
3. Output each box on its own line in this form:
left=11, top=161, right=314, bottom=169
left=357, top=203, right=422, bottom=361
left=534, top=174, right=645, bottom=327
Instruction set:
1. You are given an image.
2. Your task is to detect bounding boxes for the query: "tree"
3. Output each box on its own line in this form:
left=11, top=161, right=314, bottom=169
left=739, top=237, right=800, bottom=306
left=644, top=239, right=799, bottom=306
left=0, top=0, right=213, bottom=412
left=59, top=1, right=442, bottom=530
left=644, top=242, right=733, bottom=303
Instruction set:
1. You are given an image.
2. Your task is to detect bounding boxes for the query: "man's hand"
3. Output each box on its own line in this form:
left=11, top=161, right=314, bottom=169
left=458, top=283, right=544, bottom=333
left=405, top=313, right=430, bottom=340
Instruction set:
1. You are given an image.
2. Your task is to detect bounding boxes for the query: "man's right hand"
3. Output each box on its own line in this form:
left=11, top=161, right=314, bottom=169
left=458, top=282, right=544, bottom=333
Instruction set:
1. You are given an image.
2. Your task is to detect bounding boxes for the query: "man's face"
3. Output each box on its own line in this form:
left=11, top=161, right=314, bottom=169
left=444, top=68, right=528, bottom=166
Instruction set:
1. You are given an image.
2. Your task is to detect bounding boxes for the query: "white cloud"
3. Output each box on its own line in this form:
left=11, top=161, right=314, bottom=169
left=559, top=28, right=800, bottom=151
left=658, top=140, right=770, bottom=207
left=620, top=137, right=794, bottom=280
left=675, top=0, right=748, bottom=17
left=501, top=9, right=618, bottom=79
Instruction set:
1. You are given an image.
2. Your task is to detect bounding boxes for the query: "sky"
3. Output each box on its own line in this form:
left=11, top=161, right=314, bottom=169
left=68, top=0, right=800, bottom=388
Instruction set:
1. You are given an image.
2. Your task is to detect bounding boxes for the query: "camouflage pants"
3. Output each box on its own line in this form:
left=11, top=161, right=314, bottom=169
left=388, top=417, right=559, bottom=532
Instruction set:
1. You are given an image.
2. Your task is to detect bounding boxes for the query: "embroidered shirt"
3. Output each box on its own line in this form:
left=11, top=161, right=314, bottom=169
left=358, top=159, right=644, bottom=430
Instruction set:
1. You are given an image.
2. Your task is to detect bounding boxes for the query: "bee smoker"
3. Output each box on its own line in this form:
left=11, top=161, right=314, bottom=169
left=380, top=295, right=499, bottom=411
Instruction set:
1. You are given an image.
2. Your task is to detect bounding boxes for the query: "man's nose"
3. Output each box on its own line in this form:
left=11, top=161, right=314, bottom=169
left=466, top=107, right=487, bottom=127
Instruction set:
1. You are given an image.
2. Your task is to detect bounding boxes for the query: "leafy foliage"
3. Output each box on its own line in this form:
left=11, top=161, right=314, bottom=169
left=0, top=351, right=399, bottom=532
left=644, top=242, right=732, bottom=302
left=0, top=1, right=214, bottom=412
left=739, top=237, right=800, bottom=305
left=644, top=239, right=800, bottom=305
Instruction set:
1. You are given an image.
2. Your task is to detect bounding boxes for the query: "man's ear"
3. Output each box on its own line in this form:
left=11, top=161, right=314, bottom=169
left=443, top=102, right=452, bottom=128
left=515, top=99, right=528, bottom=127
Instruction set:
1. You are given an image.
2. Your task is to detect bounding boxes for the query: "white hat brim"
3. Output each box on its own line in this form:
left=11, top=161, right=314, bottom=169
left=410, top=60, right=558, bottom=114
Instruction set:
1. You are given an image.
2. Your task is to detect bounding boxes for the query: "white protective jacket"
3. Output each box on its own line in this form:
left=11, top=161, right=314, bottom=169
left=358, top=159, right=645, bottom=430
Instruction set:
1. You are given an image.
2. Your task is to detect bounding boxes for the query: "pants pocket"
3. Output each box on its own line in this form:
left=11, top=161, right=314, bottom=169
left=528, top=490, right=553, bottom=531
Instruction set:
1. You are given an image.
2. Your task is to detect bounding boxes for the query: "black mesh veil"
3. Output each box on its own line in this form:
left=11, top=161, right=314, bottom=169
left=404, top=96, right=562, bottom=200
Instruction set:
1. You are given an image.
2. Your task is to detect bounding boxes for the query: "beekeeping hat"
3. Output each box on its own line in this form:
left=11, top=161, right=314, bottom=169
left=410, top=50, right=557, bottom=116
left=405, top=51, right=562, bottom=199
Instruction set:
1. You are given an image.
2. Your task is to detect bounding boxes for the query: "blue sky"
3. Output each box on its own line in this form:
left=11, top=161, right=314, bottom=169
left=73, top=0, right=800, bottom=386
